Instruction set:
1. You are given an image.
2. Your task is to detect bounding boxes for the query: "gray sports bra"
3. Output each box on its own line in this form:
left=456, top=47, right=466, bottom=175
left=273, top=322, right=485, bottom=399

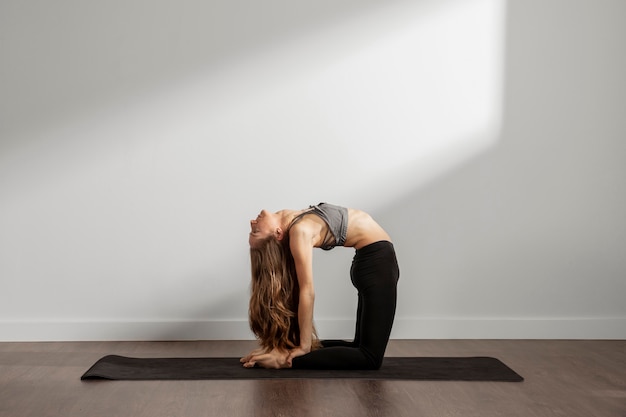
left=290, top=203, right=348, bottom=250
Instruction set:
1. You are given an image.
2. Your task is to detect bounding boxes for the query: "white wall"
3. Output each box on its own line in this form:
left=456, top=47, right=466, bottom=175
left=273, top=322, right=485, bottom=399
left=1, top=0, right=624, bottom=341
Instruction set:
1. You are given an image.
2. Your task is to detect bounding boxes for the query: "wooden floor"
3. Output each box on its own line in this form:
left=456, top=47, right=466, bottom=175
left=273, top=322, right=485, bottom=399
left=0, top=339, right=624, bottom=417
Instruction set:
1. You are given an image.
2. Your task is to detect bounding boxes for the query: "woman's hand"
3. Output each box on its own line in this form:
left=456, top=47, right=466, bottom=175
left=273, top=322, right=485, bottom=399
left=240, top=347, right=265, bottom=364
left=286, top=345, right=311, bottom=367
left=242, top=348, right=291, bottom=369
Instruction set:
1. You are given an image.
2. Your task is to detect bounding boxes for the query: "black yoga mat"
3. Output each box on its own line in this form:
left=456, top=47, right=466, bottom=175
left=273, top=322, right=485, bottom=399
left=81, top=355, right=523, bottom=381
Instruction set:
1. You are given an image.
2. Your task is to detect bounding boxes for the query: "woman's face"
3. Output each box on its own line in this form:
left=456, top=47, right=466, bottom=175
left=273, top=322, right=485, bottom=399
left=249, top=210, right=279, bottom=247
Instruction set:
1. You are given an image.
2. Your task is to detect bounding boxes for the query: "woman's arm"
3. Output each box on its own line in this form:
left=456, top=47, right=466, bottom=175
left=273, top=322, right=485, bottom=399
left=289, top=227, right=315, bottom=355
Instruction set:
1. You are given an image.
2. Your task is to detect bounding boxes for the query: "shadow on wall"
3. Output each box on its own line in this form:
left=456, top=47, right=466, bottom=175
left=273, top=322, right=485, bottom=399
left=378, top=126, right=626, bottom=329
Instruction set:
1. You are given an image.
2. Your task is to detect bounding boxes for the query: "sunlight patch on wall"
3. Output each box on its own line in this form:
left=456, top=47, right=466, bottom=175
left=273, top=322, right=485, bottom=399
left=299, top=0, right=506, bottom=208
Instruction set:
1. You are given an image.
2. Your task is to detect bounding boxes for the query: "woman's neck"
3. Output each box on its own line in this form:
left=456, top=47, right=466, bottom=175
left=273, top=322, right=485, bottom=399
left=277, top=209, right=308, bottom=230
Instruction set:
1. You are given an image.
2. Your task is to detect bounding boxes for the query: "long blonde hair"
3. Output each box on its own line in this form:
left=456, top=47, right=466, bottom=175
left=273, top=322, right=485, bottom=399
left=249, top=236, right=320, bottom=351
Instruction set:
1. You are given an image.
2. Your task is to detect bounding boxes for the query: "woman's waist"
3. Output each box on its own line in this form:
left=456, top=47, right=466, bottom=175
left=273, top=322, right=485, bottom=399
left=354, top=240, right=395, bottom=256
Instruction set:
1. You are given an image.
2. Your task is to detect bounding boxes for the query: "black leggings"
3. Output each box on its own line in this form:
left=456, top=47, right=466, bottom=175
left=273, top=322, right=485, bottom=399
left=291, top=241, right=399, bottom=370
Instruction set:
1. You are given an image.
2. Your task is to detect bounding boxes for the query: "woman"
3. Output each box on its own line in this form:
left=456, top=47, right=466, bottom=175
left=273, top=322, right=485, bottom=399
left=241, top=202, right=399, bottom=370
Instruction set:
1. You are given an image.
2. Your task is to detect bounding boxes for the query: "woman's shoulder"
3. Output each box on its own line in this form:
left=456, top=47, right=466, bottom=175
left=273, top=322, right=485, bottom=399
left=289, top=214, right=324, bottom=233
left=288, top=213, right=327, bottom=248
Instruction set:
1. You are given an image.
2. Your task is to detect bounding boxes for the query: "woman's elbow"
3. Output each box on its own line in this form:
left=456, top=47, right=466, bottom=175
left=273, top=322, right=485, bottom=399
left=300, top=289, right=315, bottom=302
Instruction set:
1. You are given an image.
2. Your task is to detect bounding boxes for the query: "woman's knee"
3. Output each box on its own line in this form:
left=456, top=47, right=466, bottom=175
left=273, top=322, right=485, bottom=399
left=360, top=347, right=384, bottom=370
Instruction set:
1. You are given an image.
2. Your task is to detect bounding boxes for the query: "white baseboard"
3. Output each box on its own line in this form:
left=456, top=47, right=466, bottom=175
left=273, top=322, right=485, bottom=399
left=389, top=317, right=626, bottom=340
left=1, top=317, right=624, bottom=342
